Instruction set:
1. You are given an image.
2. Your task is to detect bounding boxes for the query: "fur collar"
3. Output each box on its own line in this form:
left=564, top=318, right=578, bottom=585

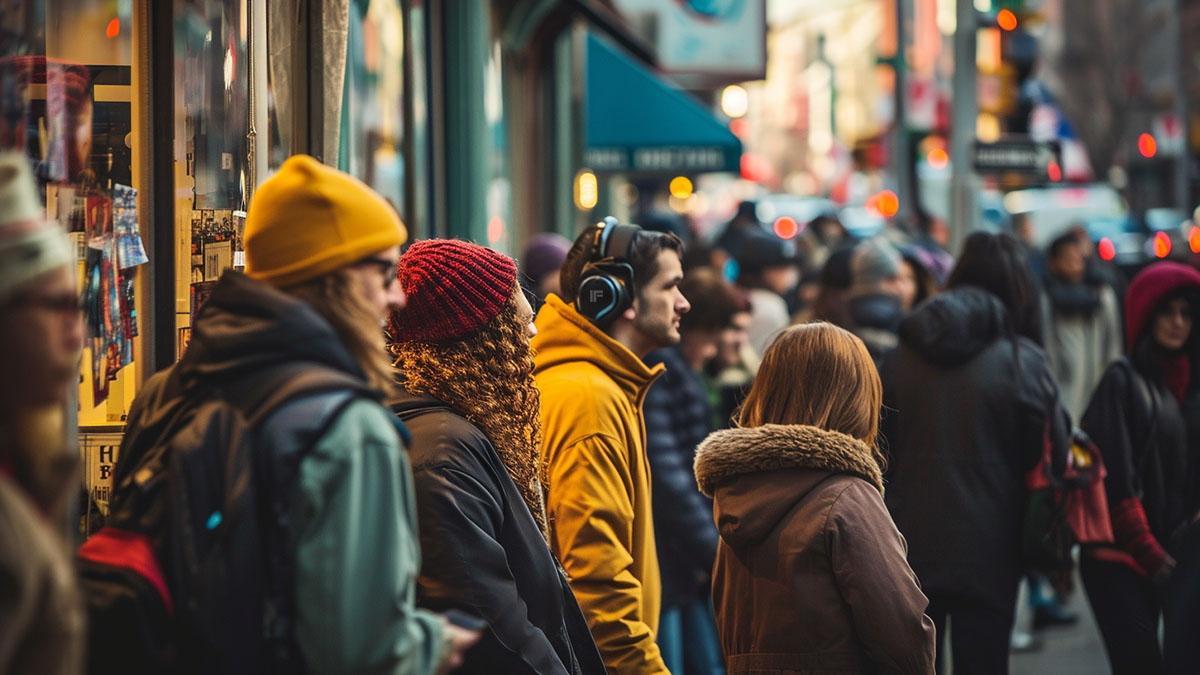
left=694, top=424, right=883, bottom=497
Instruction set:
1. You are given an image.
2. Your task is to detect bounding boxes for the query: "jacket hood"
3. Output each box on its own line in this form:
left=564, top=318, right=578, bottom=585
left=179, top=271, right=366, bottom=385
left=898, top=287, right=1007, bottom=368
left=694, top=424, right=883, bottom=548
left=1124, top=262, right=1200, bottom=349
left=532, top=294, right=664, bottom=401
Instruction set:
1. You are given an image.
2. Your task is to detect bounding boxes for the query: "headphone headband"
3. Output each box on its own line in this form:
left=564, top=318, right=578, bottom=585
left=592, top=216, right=640, bottom=262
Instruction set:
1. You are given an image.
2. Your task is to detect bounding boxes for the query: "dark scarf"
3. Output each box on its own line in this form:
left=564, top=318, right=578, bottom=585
left=1157, top=352, right=1191, bottom=405
left=1044, top=273, right=1101, bottom=318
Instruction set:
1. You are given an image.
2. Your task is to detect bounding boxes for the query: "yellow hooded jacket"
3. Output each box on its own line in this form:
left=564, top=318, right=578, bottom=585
left=532, top=294, right=668, bottom=675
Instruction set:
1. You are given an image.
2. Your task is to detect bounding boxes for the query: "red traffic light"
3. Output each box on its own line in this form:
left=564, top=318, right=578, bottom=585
left=1154, top=232, right=1172, bottom=258
left=1138, top=133, right=1157, bottom=158
left=773, top=217, right=800, bottom=240
left=997, top=9, right=1018, bottom=31
left=867, top=190, right=900, bottom=218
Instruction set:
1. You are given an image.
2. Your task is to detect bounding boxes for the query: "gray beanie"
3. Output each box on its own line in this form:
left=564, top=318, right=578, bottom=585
left=0, top=152, right=73, bottom=304
left=851, top=238, right=902, bottom=289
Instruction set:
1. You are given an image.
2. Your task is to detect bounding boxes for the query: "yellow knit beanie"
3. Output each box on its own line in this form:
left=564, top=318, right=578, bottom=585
left=244, top=154, right=407, bottom=287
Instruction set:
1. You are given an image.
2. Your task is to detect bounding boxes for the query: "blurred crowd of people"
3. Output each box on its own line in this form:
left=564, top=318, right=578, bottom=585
left=2, top=148, right=1199, bottom=675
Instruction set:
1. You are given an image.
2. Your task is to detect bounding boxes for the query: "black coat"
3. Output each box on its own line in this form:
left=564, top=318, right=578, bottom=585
left=389, top=390, right=606, bottom=675
left=880, top=287, right=1071, bottom=612
left=643, top=347, right=720, bottom=607
left=1083, top=360, right=1200, bottom=555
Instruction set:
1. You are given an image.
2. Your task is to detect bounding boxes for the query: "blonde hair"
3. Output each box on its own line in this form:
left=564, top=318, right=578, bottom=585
left=738, top=322, right=885, bottom=467
left=284, top=268, right=396, bottom=395
left=389, top=290, right=548, bottom=535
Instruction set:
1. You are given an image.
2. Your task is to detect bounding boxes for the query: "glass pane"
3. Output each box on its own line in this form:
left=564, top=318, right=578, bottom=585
left=1, top=0, right=142, bottom=526
left=340, top=0, right=405, bottom=215
left=483, top=37, right=512, bottom=254
left=266, top=0, right=294, bottom=169
left=0, top=0, right=143, bottom=429
left=408, top=0, right=431, bottom=239
left=173, top=0, right=248, bottom=356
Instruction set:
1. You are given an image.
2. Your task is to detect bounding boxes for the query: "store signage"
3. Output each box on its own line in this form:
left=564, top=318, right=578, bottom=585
left=81, top=430, right=124, bottom=522
left=611, top=0, right=767, bottom=80
left=973, top=138, right=1061, bottom=175
left=585, top=146, right=739, bottom=173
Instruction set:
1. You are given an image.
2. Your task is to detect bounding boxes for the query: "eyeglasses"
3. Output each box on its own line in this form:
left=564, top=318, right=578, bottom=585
left=8, top=292, right=84, bottom=316
left=356, top=257, right=399, bottom=289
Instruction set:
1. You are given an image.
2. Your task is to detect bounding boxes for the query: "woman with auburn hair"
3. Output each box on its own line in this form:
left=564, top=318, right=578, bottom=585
left=386, top=239, right=604, bottom=675
left=694, top=322, right=936, bottom=675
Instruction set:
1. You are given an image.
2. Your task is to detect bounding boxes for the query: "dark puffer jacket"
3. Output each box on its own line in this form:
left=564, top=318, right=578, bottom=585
left=695, top=424, right=935, bottom=674
left=1081, top=262, right=1200, bottom=577
left=879, top=287, right=1071, bottom=612
left=390, top=389, right=606, bottom=675
left=643, top=346, right=720, bottom=607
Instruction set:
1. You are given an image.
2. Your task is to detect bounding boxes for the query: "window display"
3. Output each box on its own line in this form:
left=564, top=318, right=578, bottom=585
left=0, top=2, right=144, bottom=426
left=173, top=0, right=249, bottom=347
left=339, top=0, right=406, bottom=212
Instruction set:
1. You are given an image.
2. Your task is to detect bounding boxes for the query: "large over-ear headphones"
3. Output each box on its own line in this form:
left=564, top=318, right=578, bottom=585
left=576, top=216, right=642, bottom=328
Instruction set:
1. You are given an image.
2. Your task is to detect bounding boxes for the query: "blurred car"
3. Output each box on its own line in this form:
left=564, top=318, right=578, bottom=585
left=1003, top=183, right=1128, bottom=249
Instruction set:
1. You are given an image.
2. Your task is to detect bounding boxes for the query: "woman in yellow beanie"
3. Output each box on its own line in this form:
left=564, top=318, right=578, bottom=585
left=103, top=156, right=477, bottom=674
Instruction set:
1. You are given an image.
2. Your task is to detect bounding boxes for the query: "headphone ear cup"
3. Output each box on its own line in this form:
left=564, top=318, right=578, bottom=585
left=577, top=261, right=634, bottom=326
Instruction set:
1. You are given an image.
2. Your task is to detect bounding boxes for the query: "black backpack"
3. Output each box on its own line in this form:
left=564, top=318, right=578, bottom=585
left=78, top=361, right=375, bottom=675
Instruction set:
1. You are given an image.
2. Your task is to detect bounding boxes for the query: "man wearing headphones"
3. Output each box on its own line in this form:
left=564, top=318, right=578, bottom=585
left=532, top=218, right=689, bottom=674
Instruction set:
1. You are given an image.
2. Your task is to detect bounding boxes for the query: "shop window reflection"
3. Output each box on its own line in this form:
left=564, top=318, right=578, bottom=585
left=173, top=0, right=248, bottom=358
left=1, top=1, right=141, bottom=429
left=340, top=0, right=405, bottom=215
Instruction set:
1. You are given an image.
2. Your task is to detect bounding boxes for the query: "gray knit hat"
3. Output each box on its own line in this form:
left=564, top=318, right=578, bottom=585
left=850, top=238, right=902, bottom=289
left=0, top=152, right=72, bottom=304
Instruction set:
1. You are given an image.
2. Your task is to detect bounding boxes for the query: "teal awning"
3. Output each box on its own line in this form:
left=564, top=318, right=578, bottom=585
left=585, top=33, right=742, bottom=174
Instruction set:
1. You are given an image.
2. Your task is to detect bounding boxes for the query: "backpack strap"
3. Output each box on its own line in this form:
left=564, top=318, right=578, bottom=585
left=223, top=361, right=378, bottom=426
left=1115, top=357, right=1160, bottom=497
left=254, top=388, right=369, bottom=673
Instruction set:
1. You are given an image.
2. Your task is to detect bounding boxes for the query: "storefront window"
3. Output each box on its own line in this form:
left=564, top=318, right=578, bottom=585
left=1, top=0, right=143, bottom=523
left=441, top=2, right=513, bottom=253
left=482, top=38, right=513, bottom=255
left=339, top=0, right=406, bottom=215
left=172, top=0, right=249, bottom=357
left=408, top=1, right=431, bottom=238
left=265, top=0, right=294, bottom=169
left=1, top=0, right=143, bottom=431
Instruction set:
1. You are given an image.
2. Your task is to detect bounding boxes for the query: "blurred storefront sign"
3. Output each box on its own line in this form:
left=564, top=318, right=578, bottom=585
left=585, top=146, right=733, bottom=173
left=973, top=137, right=1060, bottom=175
left=585, top=33, right=741, bottom=174
left=80, top=429, right=123, bottom=522
left=610, top=0, right=766, bottom=84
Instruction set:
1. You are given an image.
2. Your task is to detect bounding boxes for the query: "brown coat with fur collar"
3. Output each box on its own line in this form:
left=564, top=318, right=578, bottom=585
left=694, top=424, right=935, bottom=675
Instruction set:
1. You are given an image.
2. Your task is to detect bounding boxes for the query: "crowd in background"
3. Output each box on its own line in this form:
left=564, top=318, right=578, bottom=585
left=2, top=149, right=1199, bottom=675
left=515, top=199, right=1200, bottom=675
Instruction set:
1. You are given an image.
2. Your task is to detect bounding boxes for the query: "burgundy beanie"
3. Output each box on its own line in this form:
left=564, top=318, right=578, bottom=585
left=391, top=239, right=518, bottom=342
left=1124, top=261, right=1200, bottom=349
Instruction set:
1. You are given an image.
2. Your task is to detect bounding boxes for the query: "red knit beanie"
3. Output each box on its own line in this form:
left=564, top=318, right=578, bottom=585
left=391, top=239, right=518, bottom=342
